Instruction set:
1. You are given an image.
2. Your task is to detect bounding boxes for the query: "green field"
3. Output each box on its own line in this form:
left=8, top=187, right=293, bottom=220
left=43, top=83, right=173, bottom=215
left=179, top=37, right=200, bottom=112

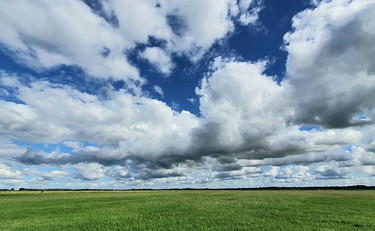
left=1, top=190, right=374, bottom=230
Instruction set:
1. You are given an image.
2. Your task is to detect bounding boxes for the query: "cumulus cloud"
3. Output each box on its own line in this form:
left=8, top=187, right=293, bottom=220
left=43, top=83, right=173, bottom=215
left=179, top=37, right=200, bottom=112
left=192, top=58, right=293, bottom=159
left=0, top=163, right=22, bottom=179
left=1, top=0, right=375, bottom=187
left=0, top=139, right=27, bottom=158
left=235, top=0, right=263, bottom=25
left=0, top=0, right=141, bottom=82
left=276, top=165, right=311, bottom=180
left=5, top=54, right=372, bottom=174
left=0, top=72, right=200, bottom=170
left=312, top=163, right=349, bottom=180
left=73, top=163, right=105, bottom=181
left=284, top=0, right=375, bottom=128
left=0, top=0, right=263, bottom=84
left=156, top=0, right=255, bottom=57
left=2, top=59, right=279, bottom=169
left=98, top=0, right=259, bottom=61
left=108, top=0, right=172, bottom=44
left=0, top=75, right=199, bottom=149
left=140, top=47, right=173, bottom=75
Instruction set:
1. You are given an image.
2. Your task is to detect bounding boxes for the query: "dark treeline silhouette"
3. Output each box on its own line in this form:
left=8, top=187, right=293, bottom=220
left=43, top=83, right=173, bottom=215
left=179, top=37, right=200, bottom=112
left=166, top=185, right=375, bottom=190
left=1, top=185, right=374, bottom=192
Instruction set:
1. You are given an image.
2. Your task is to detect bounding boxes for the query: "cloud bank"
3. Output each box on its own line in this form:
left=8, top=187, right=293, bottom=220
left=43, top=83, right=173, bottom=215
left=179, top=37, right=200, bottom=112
left=0, top=0, right=375, bottom=188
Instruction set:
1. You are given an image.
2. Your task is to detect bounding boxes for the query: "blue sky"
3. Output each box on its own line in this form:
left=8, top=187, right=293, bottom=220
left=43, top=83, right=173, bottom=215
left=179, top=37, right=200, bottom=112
left=1, top=0, right=375, bottom=189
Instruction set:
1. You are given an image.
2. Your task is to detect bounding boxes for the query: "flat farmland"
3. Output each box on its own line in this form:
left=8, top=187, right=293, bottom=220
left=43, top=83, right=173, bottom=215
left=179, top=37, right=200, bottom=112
left=1, top=190, right=374, bottom=230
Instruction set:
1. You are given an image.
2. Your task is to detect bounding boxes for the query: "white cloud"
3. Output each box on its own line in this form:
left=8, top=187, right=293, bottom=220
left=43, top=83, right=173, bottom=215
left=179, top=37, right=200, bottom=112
left=362, top=166, right=375, bottom=175
left=105, top=0, right=262, bottom=60
left=237, top=0, right=262, bottom=25
left=0, top=0, right=141, bottom=83
left=0, top=73, right=199, bottom=163
left=314, top=129, right=363, bottom=146
left=0, top=139, right=27, bottom=158
left=62, top=141, right=82, bottom=151
left=161, top=0, right=234, bottom=56
left=195, top=58, right=290, bottom=155
left=0, top=0, right=263, bottom=83
left=276, top=165, right=311, bottom=179
left=2, top=0, right=375, bottom=187
left=311, top=162, right=349, bottom=179
left=3, top=47, right=375, bottom=187
left=187, top=98, right=197, bottom=104
left=4, top=54, right=372, bottom=175
left=62, top=141, right=99, bottom=152
left=153, top=85, right=164, bottom=98
left=0, top=163, right=22, bottom=179
left=24, top=169, right=68, bottom=181
left=284, top=0, right=375, bottom=128
left=109, top=0, right=173, bottom=44
left=0, top=72, right=21, bottom=87
left=262, top=166, right=279, bottom=177
left=140, top=47, right=173, bottom=75
left=72, top=163, right=105, bottom=181
left=40, top=170, right=68, bottom=180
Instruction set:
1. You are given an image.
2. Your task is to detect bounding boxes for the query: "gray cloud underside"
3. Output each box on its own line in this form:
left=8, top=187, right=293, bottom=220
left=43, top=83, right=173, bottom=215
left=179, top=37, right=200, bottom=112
left=285, top=0, right=375, bottom=128
left=1, top=0, right=375, bottom=182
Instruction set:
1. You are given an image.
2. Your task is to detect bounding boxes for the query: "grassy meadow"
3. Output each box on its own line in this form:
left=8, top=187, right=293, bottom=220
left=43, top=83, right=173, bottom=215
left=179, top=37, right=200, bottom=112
left=0, top=190, right=374, bottom=230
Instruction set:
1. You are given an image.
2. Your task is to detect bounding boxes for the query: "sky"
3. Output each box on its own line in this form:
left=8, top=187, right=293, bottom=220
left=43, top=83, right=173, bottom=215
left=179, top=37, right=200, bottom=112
left=1, top=0, right=375, bottom=189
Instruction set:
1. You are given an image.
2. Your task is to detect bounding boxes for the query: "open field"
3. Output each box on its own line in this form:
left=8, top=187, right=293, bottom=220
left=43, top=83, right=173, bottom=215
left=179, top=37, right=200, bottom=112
left=1, top=190, right=374, bottom=230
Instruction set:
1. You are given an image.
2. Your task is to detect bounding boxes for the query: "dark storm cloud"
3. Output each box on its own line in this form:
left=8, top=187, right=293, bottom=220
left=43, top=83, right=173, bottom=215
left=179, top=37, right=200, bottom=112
left=17, top=149, right=127, bottom=166
left=136, top=169, right=184, bottom=181
left=215, top=156, right=237, bottom=164
left=15, top=126, right=345, bottom=174
left=213, top=163, right=243, bottom=172
left=17, top=149, right=185, bottom=181
left=189, top=122, right=226, bottom=156
left=250, top=151, right=352, bottom=167
left=214, top=172, right=242, bottom=180
left=292, top=85, right=375, bottom=129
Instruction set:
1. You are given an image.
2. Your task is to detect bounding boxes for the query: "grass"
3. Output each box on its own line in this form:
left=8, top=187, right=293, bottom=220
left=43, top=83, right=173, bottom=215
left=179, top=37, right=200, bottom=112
left=0, top=190, right=374, bottom=230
